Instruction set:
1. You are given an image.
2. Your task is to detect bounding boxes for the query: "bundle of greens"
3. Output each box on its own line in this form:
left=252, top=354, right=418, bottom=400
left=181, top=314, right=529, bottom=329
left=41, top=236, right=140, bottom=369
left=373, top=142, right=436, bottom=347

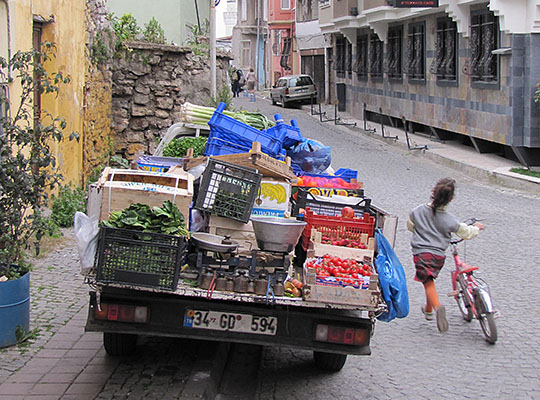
left=162, top=136, right=208, bottom=158
left=179, top=102, right=275, bottom=131
left=102, top=201, right=189, bottom=237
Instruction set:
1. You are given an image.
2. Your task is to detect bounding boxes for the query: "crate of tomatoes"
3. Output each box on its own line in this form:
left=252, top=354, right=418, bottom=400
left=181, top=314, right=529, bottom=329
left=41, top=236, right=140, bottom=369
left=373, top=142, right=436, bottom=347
left=303, top=255, right=381, bottom=308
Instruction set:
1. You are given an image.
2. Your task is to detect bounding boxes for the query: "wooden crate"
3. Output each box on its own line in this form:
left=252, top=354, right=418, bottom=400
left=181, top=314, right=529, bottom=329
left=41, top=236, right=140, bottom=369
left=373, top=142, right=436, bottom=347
left=207, top=215, right=258, bottom=256
left=97, top=167, right=193, bottom=226
left=303, top=268, right=380, bottom=307
left=307, top=230, right=375, bottom=261
left=184, top=142, right=295, bottom=180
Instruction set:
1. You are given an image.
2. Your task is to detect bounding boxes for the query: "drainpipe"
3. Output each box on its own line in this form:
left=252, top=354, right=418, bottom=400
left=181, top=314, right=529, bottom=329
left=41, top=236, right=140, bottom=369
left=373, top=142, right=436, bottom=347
left=210, top=0, right=216, bottom=97
left=255, top=0, right=260, bottom=90
left=2, top=0, right=11, bottom=80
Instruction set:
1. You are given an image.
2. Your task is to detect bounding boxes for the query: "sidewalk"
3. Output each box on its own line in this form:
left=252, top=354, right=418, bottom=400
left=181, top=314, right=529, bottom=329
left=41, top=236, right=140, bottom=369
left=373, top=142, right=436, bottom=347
left=299, top=101, right=540, bottom=195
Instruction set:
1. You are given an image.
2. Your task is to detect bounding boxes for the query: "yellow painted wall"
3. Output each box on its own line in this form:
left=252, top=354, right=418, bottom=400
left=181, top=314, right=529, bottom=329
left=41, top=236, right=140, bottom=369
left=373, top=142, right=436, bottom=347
left=8, top=0, right=87, bottom=186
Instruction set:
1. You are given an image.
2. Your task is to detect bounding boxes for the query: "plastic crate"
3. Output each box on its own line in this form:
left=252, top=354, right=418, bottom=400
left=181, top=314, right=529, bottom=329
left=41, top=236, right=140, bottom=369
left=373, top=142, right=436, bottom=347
left=266, top=114, right=303, bottom=149
left=302, top=208, right=375, bottom=250
left=204, top=137, right=252, bottom=156
left=195, top=158, right=262, bottom=223
left=291, top=188, right=372, bottom=218
left=206, top=103, right=285, bottom=158
left=95, top=227, right=187, bottom=291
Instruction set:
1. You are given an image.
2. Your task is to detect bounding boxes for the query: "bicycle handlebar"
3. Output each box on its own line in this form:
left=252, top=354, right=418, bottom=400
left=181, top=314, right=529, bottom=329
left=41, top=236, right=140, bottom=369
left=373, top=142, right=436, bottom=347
left=450, top=217, right=484, bottom=245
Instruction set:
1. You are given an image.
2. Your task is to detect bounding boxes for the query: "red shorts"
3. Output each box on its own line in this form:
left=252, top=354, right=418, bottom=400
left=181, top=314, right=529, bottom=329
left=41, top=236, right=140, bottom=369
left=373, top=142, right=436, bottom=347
left=413, top=252, right=446, bottom=283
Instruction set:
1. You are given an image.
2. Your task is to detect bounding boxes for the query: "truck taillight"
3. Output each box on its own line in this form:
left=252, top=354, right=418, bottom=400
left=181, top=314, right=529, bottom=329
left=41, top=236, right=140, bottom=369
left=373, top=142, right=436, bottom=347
left=285, top=88, right=289, bottom=95
left=314, top=83, right=317, bottom=91
left=314, top=324, right=369, bottom=346
left=94, top=303, right=149, bottom=323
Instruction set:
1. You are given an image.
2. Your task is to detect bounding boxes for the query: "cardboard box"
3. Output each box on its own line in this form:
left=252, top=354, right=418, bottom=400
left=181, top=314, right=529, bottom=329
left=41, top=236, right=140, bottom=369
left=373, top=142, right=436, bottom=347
left=96, top=167, right=194, bottom=227
left=207, top=215, right=258, bottom=256
left=251, top=178, right=291, bottom=218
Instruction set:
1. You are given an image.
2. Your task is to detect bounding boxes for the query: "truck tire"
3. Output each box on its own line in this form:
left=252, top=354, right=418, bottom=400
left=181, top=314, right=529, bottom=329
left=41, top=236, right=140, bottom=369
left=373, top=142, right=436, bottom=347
left=103, top=332, right=137, bottom=356
left=313, top=351, right=347, bottom=372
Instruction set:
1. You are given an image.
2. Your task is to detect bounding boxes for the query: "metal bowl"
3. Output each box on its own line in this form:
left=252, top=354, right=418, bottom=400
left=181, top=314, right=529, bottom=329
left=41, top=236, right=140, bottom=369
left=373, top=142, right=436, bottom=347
left=191, top=232, right=239, bottom=253
left=250, top=216, right=307, bottom=253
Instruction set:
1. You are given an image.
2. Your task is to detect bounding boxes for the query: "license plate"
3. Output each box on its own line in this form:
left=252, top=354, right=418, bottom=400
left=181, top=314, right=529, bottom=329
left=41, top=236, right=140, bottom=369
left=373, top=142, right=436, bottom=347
left=296, top=88, right=307, bottom=93
left=184, top=309, right=277, bottom=335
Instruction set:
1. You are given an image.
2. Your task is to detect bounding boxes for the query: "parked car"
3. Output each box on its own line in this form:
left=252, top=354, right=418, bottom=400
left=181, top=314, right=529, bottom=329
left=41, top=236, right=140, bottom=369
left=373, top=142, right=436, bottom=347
left=270, top=74, right=317, bottom=108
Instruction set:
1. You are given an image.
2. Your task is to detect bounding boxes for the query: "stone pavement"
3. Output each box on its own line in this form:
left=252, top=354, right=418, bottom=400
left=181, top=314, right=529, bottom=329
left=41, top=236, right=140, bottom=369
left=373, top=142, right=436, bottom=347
left=1, top=95, right=539, bottom=399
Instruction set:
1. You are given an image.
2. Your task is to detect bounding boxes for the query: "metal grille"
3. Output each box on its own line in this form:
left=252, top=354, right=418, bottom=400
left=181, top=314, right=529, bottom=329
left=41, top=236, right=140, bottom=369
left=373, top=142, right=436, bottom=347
left=387, top=26, right=403, bottom=79
left=406, top=22, right=425, bottom=80
left=430, top=18, right=457, bottom=81
left=355, top=34, right=368, bottom=78
left=468, top=10, right=498, bottom=82
left=369, top=34, right=383, bottom=78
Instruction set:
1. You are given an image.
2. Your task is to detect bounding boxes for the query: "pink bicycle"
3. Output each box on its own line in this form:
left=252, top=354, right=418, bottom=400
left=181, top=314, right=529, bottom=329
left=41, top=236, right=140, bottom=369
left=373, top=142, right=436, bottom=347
left=448, top=218, right=497, bottom=344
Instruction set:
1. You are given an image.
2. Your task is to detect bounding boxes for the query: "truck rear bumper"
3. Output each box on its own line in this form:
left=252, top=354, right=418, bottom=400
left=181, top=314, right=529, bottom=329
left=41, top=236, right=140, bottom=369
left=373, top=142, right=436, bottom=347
left=85, top=288, right=373, bottom=355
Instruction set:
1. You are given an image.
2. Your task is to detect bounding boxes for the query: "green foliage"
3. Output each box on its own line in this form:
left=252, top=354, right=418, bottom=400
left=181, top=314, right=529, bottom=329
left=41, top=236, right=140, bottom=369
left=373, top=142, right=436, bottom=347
left=0, top=43, right=78, bottom=278
left=50, top=184, right=87, bottom=228
left=143, top=17, right=166, bottom=44
left=207, top=84, right=234, bottom=110
left=186, top=23, right=210, bottom=56
left=15, top=326, right=41, bottom=352
left=90, top=30, right=112, bottom=66
left=102, top=201, right=188, bottom=236
left=510, top=167, right=540, bottom=178
left=110, top=13, right=140, bottom=54
left=162, top=136, right=208, bottom=158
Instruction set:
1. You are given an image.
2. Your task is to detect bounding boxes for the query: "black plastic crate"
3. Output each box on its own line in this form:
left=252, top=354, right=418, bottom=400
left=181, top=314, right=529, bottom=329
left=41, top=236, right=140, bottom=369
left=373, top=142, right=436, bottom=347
left=95, top=227, right=187, bottom=291
left=291, top=188, right=372, bottom=218
left=195, top=158, right=262, bottom=223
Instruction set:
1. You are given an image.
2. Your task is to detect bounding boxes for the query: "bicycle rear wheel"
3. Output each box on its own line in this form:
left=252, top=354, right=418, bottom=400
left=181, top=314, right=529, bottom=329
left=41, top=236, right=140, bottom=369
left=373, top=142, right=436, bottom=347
left=455, top=275, right=473, bottom=322
left=476, top=295, right=498, bottom=344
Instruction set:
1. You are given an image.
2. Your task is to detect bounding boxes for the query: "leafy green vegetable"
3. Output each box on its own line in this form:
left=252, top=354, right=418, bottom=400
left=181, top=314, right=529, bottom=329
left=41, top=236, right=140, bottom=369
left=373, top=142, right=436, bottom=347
left=102, top=201, right=189, bottom=236
left=162, top=136, right=208, bottom=158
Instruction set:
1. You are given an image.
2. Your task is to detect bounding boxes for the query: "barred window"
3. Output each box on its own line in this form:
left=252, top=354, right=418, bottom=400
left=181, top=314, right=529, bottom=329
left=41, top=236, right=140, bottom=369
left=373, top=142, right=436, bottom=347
left=370, top=34, right=383, bottom=78
left=335, top=35, right=346, bottom=77
left=470, top=10, right=498, bottom=82
left=347, top=41, right=353, bottom=77
left=407, top=22, right=425, bottom=80
left=387, top=26, right=403, bottom=79
left=431, top=18, right=457, bottom=81
left=355, top=34, right=368, bottom=79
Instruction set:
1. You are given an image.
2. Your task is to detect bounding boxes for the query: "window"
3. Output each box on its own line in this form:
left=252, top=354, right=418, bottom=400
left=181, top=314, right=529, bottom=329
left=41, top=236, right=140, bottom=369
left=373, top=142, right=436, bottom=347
left=320, top=0, right=331, bottom=7
left=347, top=41, right=352, bottom=77
left=355, top=34, right=368, bottom=79
left=387, top=26, right=403, bottom=79
left=281, top=0, right=291, bottom=10
left=280, top=37, right=292, bottom=70
left=470, top=10, right=498, bottom=83
left=369, top=34, right=383, bottom=78
left=241, top=40, right=251, bottom=67
left=335, top=35, right=346, bottom=77
left=298, top=0, right=318, bottom=22
left=241, top=0, right=247, bottom=21
left=431, top=18, right=457, bottom=82
left=407, top=22, right=425, bottom=80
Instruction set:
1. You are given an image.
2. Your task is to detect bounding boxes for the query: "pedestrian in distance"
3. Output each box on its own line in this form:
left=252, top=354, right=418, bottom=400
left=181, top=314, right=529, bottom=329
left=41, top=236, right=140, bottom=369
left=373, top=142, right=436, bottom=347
left=407, top=177, right=484, bottom=333
left=230, top=67, right=240, bottom=97
left=246, top=67, right=256, bottom=101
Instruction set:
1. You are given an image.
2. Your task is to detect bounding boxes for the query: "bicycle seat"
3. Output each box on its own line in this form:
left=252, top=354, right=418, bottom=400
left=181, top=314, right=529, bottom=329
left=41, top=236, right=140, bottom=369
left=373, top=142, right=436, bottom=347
left=459, top=264, right=478, bottom=274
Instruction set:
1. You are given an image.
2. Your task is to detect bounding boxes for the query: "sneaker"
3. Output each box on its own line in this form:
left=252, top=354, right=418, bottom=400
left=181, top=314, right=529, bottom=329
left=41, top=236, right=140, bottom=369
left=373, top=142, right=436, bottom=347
left=436, top=305, right=449, bottom=333
left=421, top=305, right=434, bottom=321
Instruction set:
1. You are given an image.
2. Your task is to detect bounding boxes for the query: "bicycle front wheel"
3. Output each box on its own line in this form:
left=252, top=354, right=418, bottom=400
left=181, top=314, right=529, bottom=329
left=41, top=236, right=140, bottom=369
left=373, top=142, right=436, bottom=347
left=455, top=274, right=473, bottom=322
left=476, top=295, right=498, bottom=344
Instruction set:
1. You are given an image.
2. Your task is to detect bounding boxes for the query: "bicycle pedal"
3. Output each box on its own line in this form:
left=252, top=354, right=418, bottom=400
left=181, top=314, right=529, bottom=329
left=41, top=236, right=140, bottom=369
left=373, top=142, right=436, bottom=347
left=447, top=290, right=458, bottom=297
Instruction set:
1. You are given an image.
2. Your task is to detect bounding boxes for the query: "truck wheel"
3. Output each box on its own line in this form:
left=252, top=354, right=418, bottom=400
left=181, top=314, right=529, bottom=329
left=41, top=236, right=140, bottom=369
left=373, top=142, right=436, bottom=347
left=313, top=351, right=347, bottom=372
left=103, top=332, right=137, bottom=356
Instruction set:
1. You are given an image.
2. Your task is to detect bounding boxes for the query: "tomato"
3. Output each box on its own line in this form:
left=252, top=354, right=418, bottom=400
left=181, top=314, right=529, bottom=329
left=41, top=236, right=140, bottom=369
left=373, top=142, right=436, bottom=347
left=341, top=206, right=355, bottom=218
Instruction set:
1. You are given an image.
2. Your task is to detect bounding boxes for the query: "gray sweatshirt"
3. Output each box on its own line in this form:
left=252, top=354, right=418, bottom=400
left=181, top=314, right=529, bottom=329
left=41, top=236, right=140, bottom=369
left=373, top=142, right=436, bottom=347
left=408, top=203, right=461, bottom=256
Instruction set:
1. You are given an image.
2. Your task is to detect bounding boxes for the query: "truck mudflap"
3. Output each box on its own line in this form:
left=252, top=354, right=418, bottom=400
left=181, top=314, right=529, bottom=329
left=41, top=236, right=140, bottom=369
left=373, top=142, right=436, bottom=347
left=85, top=288, right=374, bottom=355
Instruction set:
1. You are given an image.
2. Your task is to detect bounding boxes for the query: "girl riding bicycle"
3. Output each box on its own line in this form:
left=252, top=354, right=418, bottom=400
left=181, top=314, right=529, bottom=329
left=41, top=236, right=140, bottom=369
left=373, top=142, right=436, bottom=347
left=407, top=178, right=484, bottom=333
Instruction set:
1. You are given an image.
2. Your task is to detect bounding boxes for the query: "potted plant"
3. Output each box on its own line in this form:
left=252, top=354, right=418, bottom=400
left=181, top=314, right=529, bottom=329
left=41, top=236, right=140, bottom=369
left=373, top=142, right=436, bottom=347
left=0, top=43, right=78, bottom=347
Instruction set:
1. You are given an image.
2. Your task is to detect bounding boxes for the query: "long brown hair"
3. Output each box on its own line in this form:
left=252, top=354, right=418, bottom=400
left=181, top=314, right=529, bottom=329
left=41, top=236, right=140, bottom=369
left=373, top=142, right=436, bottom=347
left=430, top=178, right=455, bottom=214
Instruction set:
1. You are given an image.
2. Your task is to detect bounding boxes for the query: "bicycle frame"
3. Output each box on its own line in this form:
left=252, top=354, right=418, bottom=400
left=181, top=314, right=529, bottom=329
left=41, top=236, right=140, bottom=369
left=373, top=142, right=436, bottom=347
left=450, top=243, right=494, bottom=316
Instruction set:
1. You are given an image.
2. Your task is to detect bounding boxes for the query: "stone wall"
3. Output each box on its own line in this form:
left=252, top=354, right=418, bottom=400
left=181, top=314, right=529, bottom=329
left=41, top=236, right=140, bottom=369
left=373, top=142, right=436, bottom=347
left=111, top=42, right=232, bottom=159
left=84, top=0, right=114, bottom=183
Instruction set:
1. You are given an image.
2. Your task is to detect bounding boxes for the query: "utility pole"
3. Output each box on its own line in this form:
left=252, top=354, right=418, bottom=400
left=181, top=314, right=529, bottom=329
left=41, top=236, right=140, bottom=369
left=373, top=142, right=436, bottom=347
left=255, top=0, right=260, bottom=90
left=210, top=0, right=217, bottom=97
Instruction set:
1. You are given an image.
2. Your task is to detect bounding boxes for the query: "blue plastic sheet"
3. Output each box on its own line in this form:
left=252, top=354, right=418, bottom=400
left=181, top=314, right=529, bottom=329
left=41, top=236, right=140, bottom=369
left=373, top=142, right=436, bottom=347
left=375, top=229, right=409, bottom=322
left=286, top=138, right=331, bottom=175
